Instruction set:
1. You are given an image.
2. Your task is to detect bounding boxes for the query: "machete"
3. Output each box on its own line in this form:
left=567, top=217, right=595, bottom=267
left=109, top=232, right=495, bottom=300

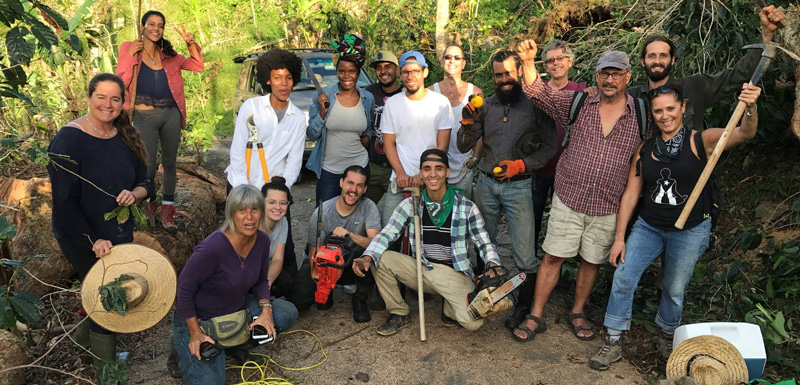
left=302, top=58, right=330, bottom=109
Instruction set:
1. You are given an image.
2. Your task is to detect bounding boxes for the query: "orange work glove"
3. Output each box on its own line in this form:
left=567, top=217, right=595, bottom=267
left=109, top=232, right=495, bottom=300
left=494, top=159, right=525, bottom=181
left=460, top=94, right=484, bottom=126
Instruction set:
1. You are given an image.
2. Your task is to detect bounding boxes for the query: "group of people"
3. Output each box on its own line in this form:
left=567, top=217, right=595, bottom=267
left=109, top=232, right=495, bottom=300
left=45, top=5, right=784, bottom=385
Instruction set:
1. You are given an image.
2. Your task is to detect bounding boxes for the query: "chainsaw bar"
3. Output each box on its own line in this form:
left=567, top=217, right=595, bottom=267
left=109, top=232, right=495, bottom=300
left=488, top=273, right=526, bottom=304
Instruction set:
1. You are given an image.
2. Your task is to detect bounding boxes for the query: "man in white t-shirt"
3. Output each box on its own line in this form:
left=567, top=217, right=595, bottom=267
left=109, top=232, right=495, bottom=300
left=380, top=50, right=453, bottom=222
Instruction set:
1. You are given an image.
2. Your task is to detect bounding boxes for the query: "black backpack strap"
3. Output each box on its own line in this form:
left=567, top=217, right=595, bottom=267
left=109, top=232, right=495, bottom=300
left=564, top=91, right=588, bottom=147
left=632, top=97, right=649, bottom=141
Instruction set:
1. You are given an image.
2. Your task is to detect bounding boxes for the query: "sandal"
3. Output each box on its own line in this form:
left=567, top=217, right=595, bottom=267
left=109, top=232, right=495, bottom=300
left=512, top=314, right=547, bottom=342
left=569, top=312, right=595, bottom=341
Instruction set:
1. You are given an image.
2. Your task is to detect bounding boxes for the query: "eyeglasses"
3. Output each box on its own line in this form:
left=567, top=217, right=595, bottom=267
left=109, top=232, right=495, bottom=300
left=265, top=199, right=290, bottom=207
left=443, top=54, right=463, bottom=61
left=545, top=55, right=569, bottom=65
left=400, top=69, right=423, bottom=77
left=597, top=70, right=629, bottom=80
left=648, top=83, right=680, bottom=99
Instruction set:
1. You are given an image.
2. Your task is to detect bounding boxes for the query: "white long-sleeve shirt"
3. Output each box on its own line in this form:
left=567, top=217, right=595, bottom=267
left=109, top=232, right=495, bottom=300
left=225, top=95, right=307, bottom=189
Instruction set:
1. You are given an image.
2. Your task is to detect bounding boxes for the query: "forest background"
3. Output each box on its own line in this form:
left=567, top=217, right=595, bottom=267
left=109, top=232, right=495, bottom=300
left=2, top=0, right=800, bottom=381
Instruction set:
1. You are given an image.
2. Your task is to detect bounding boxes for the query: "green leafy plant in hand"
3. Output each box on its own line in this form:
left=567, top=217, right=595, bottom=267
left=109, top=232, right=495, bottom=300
left=98, top=274, right=132, bottom=316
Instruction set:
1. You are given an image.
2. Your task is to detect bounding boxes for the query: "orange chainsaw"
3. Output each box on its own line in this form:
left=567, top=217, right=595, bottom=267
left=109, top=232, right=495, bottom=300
left=310, top=201, right=357, bottom=304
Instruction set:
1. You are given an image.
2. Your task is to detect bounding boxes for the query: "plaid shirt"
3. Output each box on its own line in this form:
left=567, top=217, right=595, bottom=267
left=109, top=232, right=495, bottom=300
left=523, top=78, right=643, bottom=216
left=363, top=191, right=500, bottom=279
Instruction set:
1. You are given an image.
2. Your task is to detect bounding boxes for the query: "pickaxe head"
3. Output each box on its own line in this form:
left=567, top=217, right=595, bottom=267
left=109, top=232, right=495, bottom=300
left=743, top=43, right=778, bottom=59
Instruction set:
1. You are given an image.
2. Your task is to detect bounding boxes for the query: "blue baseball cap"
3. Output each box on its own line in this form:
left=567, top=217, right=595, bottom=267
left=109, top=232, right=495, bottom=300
left=398, top=51, right=428, bottom=68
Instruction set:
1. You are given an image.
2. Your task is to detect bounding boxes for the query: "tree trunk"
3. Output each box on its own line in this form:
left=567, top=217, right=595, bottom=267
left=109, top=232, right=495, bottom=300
left=781, top=4, right=800, bottom=140
left=435, top=0, right=450, bottom=55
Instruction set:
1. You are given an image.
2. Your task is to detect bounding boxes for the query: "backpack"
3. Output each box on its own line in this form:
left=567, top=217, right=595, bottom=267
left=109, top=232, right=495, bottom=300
left=564, top=91, right=649, bottom=147
left=636, top=132, right=722, bottom=230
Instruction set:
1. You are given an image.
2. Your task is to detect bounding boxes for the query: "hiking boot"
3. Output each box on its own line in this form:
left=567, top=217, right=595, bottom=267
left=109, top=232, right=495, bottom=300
left=317, top=293, right=334, bottom=310
left=89, top=331, right=117, bottom=377
left=657, top=330, right=674, bottom=360
left=376, top=314, right=409, bottom=336
left=160, top=204, right=178, bottom=234
left=590, top=337, right=623, bottom=370
left=352, top=295, right=370, bottom=323
left=441, top=302, right=457, bottom=327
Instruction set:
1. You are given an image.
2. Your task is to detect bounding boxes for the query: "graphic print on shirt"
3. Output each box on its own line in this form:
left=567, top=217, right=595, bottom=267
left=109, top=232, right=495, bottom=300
left=651, top=168, right=687, bottom=206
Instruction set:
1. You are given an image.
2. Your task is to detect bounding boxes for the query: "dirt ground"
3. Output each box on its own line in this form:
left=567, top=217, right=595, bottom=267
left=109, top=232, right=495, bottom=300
left=120, top=136, right=647, bottom=385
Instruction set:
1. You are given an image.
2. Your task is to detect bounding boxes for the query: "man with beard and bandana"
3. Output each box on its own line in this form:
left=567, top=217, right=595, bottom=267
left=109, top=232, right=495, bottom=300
left=457, top=50, right=557, bottom=332
left=627, top=5, right=784, bottom=130
left=514, top=41, right=645, bottom=343
left=380, top=51, right=453, bottom=224
left=364, top=51, right=403, bottom=214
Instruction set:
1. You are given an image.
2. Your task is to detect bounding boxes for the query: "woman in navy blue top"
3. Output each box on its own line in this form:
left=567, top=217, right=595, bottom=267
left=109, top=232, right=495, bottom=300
left=47, top=73, right=151, bottom=377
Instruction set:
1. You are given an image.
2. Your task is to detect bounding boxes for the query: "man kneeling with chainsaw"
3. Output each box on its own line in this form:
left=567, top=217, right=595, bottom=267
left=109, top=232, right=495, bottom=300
left=354, top=149, right=522, bottom=335
left=292, top=165, right=384, bottom=322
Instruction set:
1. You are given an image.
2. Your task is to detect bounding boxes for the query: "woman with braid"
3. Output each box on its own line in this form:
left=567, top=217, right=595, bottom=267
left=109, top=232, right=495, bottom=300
left=116, top=10, right=204, bottom=233
left=47, top=73, right=151, bottom=378
left=306, top=33, right=375, bottom=203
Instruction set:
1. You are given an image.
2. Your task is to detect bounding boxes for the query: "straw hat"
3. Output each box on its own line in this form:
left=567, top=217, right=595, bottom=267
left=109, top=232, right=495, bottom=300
left=666, top=335, right=749, bottom=385
left=81, top=244, right=177, bottom=333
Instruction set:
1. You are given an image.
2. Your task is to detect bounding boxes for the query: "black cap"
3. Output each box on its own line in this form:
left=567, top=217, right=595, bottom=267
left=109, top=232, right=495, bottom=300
left=419, top=148, right=449, bottom=168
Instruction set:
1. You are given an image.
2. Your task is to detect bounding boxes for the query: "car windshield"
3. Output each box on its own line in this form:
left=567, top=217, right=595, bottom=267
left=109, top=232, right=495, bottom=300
left=296, top=57, right=372, bottom=90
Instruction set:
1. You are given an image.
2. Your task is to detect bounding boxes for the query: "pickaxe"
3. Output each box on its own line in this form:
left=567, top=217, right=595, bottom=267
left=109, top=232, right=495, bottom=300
left=675, top=43, right=777, bottom=229
left=404, top=186, right=426, bottom=341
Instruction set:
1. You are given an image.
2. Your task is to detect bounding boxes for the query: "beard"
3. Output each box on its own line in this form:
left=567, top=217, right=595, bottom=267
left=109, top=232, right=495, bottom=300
left=495, top=80, right=522, bottom=105
left=644, top=61, right=673, bottom=82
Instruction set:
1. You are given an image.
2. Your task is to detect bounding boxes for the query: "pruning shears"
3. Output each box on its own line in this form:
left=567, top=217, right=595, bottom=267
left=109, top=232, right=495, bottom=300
left=245, top=115, right=270, bottom=183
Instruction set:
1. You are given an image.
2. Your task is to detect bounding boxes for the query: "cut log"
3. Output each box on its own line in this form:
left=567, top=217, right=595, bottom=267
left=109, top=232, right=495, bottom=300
left=0, top=163, right=222, bottom=296
left=0, top=329, right=29, bottom=385
left=780, top=4, right=800, bottom=140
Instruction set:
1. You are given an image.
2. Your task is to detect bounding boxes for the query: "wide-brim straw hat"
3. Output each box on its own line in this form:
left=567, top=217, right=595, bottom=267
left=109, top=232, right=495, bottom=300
left=81, top=244, right=177, bottom=333
left=666, top=335, right=749, bottom=385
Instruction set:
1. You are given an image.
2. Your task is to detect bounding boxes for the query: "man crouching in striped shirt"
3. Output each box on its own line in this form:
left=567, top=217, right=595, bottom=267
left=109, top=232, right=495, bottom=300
left=352, top=148, right=502, bottom=335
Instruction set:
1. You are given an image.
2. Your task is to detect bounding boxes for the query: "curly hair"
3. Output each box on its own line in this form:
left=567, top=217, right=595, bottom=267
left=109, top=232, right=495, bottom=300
left=141, top=10, right=177, bottom=58
left=255, top=49, right=302, bottom=93
left=87, top=73, right=149, bottom=166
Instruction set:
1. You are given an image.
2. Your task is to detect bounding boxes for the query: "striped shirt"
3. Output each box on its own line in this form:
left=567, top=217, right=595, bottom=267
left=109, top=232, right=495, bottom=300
left=523, top=77, right=644, bottom=216
left=421, top=209, right=453, bottom=266
left=363, top=191, right=500, bottom=279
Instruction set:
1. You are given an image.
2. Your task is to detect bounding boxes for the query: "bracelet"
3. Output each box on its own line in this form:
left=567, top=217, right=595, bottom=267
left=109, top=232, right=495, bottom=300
left=745, top=104, right=757, bottom=117
left=468, top=156, right=479, bottom=163
left=186, top=40, right=195, bottom=46
left=259, top=301, right=272, bottom=309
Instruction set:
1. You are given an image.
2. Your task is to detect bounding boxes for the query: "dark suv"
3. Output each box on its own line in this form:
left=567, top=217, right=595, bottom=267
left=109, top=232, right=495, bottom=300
left=233, top=49, right=373, bottom=159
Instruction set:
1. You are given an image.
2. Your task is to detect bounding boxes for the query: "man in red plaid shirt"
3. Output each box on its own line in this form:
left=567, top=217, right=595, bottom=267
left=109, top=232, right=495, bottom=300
left=508, top=39, right=647, bottom=342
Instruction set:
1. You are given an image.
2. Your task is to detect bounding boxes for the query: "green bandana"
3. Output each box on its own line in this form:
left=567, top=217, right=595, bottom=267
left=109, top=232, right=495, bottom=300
left=422, top=186, right=461, bottom=228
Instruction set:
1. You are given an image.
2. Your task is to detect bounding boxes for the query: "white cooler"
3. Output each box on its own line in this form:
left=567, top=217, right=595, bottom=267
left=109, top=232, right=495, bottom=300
left=673, top=322, right=766, bottom=380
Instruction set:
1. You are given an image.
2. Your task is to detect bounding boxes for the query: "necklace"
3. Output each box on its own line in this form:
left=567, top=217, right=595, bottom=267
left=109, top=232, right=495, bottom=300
left=143, top=47, right=157, bottom=66
left=502, top=105, right=511, bottom=123
left=87, top=116, right=117, bottom=138
left=237, top=254, right=246, bottom=269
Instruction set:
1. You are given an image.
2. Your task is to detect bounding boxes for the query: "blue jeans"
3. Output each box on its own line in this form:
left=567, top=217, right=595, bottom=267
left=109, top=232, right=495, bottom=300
left=474, top=174, right=538, bottom=272
left=172, top=297, right=298, bottom=385
left=604, top=218, right=710, bottom=333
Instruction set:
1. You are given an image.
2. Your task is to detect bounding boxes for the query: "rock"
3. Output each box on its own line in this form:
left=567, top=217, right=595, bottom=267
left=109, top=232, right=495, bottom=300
left=0, top=329, right=29, bottom=385
left=754, top=201, right=789, bottom=222
left=355, top=372, right=370, bottom=382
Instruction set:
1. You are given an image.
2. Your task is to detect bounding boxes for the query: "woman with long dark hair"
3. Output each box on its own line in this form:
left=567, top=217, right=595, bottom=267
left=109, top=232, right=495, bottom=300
left=48, top=73, right=150, bottom=377
left=116, top=10, right=204, bottom=233
left=306, top=33, right=375, bottom=203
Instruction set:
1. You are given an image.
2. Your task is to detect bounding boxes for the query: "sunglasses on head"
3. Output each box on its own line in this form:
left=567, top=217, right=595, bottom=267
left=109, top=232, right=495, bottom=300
left=443, top=54, right=463, bottom=61
left=648, top=83, right=677, bottom=99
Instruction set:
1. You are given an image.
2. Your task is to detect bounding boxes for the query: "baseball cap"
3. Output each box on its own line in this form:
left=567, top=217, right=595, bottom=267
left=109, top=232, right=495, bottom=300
left=596, top=50, right=631, bottom=71
left=420, top=148, right=449, bottom=168
left=370, top=50, right=399, bottom=68
left=399, top=51, right=429, bottom=68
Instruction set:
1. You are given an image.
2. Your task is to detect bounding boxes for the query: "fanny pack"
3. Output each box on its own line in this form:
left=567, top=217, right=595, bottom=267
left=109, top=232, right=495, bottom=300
left=197, top=309, right=250, bottom=348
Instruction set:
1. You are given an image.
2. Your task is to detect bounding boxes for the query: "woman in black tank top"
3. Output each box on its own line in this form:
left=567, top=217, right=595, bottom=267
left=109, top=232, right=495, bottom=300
left=589, top=83, right=762, bottom=370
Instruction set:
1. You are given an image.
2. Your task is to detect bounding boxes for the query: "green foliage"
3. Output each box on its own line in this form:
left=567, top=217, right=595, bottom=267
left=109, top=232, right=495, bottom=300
left=103, top=205, right=146, bottom=228
left=0, top=286, right=44, bottom=330
left=98, top=274, right=132, bottom=316
left=0, top=216, right=17, bottom=241
left=100, top=360, right=128, bottom=385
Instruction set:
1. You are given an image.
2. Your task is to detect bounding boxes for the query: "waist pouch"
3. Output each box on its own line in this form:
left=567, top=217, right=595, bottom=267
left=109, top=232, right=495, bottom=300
left=198, top=309, right=250, bottom=348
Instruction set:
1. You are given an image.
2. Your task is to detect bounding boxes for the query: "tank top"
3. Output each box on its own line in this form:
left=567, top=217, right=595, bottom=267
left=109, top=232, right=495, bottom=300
left=134, top=64, right=177, bottom=109
left=639, top=131, right=710, bottom=230
left=432, top=82, right=474, bottom=183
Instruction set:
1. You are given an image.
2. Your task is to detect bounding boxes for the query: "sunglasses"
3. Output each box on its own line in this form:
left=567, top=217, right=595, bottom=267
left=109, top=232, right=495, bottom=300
left=443, top=54, right=463, bottom=61
left=648, top=83, right=678, bottom=99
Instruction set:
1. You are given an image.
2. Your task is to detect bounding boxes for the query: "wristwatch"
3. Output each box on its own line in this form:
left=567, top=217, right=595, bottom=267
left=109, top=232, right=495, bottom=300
left=468, top=156, right=479, bottom=163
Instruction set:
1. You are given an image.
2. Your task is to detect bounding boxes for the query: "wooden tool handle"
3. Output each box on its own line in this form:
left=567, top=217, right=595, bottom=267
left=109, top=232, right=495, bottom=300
left=675, top=100, right=748, bottom=228
left=413, top=198, right=426, bottom=341
left=755, top=0, right=785, bottom=28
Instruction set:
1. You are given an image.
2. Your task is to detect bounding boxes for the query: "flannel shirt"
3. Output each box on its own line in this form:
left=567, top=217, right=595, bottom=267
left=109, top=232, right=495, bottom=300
left=523, top=77, right=644, bottom=216
left=363, top=191, right=500, bottom=279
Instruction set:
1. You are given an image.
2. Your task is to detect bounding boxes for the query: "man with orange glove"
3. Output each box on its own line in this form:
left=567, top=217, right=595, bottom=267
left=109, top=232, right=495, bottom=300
left=457, top=50, right=557, bottom=330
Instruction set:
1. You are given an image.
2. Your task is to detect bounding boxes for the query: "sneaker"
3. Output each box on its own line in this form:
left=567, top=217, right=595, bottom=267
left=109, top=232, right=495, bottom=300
left=352, top=296, right=370, bottom=323
left=376, top=314, right=409, bottom=336
left=342, top=284, right=357, bottom=294
left=160, top=204, right=178, bottom=234
left=590, top=337, right=623, bottom=370
left=657, top=330, right=674, bottom=359
left=441, top=302, right=457, bottom=327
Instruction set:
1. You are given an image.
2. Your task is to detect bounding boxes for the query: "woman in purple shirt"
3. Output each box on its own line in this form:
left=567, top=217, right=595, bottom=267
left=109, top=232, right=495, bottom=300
left=171, top=185, right=298, bottom=384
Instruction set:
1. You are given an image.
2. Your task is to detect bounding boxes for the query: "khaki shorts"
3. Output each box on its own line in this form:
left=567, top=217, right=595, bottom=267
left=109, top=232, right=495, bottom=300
left=541, top=193, right=617, bottom=264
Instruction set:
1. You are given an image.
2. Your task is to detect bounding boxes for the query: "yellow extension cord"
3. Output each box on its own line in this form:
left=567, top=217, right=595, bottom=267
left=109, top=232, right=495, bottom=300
left=225, top=330, right=327, bottom=385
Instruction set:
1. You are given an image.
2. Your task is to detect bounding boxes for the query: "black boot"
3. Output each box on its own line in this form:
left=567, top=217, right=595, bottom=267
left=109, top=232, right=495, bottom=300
left=352, top=295, right=371, bottom=323
left=166, top=335, right=183, bottom=378
left=226, top=338, right=261, bottom=366
left=504, top=275, right=536, bottom=329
